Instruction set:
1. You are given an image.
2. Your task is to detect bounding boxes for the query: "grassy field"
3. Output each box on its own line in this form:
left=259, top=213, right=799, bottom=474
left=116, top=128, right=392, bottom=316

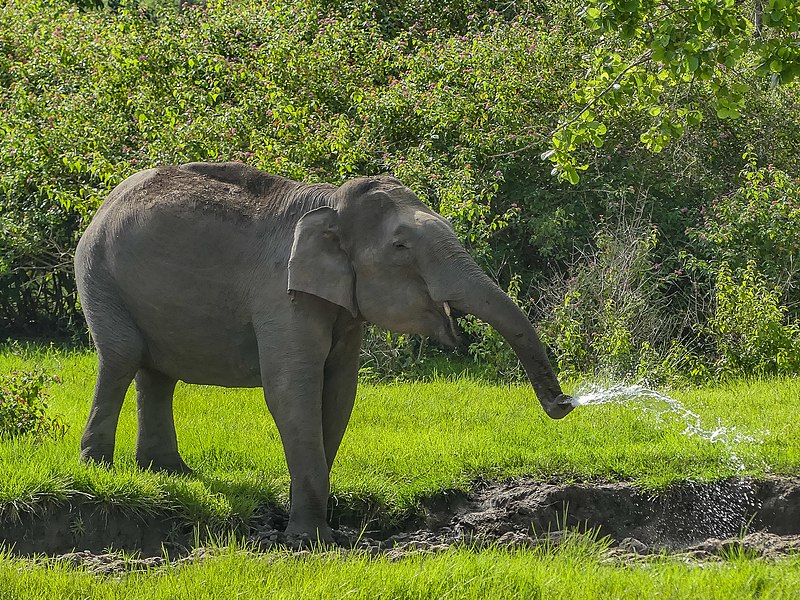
left=2, top=540, right=800, bottom=599
left=2, top=344, right=800, bottom=598
left=1, top=344, right=799, bottom=525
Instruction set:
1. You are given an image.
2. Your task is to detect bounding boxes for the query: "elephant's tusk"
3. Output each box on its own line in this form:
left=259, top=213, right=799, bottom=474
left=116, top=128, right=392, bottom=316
left=442, top=301, right=461, bottom=344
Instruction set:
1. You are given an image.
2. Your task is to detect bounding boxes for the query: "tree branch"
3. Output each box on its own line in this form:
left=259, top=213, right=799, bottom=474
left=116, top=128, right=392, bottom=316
left=549, top=50, right=653, bottom=138
left=489, top=50, right=653, bottom=159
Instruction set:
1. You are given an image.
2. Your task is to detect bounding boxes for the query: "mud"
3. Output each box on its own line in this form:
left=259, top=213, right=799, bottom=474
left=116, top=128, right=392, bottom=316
left=3, top=477, right=799, bottom=565
left=0, top=501, right=195, bottom=557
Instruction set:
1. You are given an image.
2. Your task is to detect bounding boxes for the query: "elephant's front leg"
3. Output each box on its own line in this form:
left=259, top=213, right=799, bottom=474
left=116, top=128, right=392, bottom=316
left=257, top=309, right=336, bottom=542
left=322, top=318, right=362, bottom=471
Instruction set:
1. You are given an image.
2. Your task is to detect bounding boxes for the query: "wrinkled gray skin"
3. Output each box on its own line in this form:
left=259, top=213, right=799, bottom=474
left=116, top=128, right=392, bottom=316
left=75, top=162, right=573, bottom=542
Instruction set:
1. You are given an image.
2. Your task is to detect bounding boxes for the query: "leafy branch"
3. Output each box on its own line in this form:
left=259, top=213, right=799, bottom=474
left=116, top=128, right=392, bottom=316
left=550, top=50, right=653, bottom=139
left=545, top=0, right=800, bottom=184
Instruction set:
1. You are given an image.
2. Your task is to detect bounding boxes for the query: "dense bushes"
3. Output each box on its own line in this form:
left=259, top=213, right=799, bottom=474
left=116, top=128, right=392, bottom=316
left=538, top=221, right=676, bottom=381
left=2, top=0, right=799, bottom=382
left=0, top=0, right=587, bottom=327
left=689, top=157, right=800, bottom=306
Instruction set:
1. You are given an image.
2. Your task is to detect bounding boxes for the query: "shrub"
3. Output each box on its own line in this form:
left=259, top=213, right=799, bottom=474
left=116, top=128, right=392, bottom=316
left=358, top=327, right=424, bottom=382
left=688, top=156, right=800, bottom=314
left=707, top=262, right=800, bottom=377
left=3, top=0, right=800, bottom=382
left=538, top=218, right=684, bottom=383
left=0, top=370, right=69, bottom=440
left=0, top=0, right=590, bottom=332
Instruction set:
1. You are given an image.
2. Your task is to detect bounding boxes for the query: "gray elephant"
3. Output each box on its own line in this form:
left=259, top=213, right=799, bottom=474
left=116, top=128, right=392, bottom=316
left=74, top=162, right=573, bottom=541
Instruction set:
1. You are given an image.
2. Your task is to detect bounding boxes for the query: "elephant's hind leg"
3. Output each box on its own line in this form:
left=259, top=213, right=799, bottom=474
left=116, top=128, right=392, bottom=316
left=80, top=346, right=141, bottom=466
left=134, top=368, right=191, bottom=474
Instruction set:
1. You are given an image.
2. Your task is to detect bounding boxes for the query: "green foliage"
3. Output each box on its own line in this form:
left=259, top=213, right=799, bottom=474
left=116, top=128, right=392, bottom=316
left=546, top=0, right=800, bottom=183
left=539, top=191, right=800, bottom=382
left=708, top=262, right=800, bottom=376
left=0, top=370, right=68, bottom=440
left=358, top=327, right=428, bottom=382
left=540, top=220, right=687, bottom=383
left=2, top=0, right=800, bottom=381
left=676, top=157, right=800, bottom=377
left=0, top=199, right=81, bottom=331
left=689, top=156, right=800, bottom=302
left=358, top=326, right=502, bottom=383
left=0, top=0, right=587, bottom=329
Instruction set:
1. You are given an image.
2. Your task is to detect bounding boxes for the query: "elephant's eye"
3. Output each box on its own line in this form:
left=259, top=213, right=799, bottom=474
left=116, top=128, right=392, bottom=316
left=393, top=241, right=409, bottom=250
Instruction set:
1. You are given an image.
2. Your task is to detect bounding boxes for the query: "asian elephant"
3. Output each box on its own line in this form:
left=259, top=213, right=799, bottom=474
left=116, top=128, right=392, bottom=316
left=74, top=162, right=573, bottom=542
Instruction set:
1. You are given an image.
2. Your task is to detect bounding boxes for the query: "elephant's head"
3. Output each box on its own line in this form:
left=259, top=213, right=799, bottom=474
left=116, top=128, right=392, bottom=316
left=288, top=176, right=574, bottom=419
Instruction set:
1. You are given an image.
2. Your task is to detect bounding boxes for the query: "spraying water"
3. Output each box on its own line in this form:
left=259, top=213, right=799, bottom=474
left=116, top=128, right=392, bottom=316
left=568, top=382, right=764, bottom=541
left=570, top=382, right=758, bottom=454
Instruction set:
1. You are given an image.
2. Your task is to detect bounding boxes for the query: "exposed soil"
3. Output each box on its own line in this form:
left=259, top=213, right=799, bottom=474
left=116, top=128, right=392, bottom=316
left=3, top=477, right=799, bottom=568
left=1, top=499, right=195, bottom=557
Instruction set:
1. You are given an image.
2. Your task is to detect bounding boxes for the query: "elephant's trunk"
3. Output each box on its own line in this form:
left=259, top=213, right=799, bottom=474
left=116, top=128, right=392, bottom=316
left=455, top=275, right=573, bottom=419
left=425, top=238, right=573, bottom=419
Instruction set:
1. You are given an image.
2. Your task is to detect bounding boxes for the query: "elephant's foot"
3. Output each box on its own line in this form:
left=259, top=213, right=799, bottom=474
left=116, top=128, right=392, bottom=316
left=136, top=453, right=194, bottom=475
left=80, top=446, right=114, bottom=467
left=284, top=521, right=334, bottom=546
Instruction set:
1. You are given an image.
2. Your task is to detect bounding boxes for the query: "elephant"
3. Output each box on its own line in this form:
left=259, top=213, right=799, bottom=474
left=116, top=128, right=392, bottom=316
left=74, top=161, right=574, bottom=542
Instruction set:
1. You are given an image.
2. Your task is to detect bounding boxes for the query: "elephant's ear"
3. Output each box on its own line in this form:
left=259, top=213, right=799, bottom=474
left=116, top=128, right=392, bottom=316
left=288, top=207, right=358, bottom=318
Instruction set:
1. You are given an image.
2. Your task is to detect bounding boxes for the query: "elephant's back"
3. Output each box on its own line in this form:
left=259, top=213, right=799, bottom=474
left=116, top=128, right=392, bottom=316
left=81, top=163, right=335, bottom=257
left=77, top=166, right=274, bottom=287
left=98, top=163, right=294, bottom=224
left=74, top=165, right=306, bottom=386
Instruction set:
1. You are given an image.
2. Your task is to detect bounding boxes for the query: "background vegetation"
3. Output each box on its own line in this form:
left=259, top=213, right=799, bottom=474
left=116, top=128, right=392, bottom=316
left=2, top=0, right=800, bottom=383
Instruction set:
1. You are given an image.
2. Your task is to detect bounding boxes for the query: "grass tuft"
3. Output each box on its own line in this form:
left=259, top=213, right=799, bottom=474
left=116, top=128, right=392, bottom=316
left=1, top=540, right=799, bottom=599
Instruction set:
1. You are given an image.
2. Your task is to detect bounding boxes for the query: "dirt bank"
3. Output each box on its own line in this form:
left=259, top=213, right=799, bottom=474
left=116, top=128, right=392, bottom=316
left=3, top=477, right=799, bottom=560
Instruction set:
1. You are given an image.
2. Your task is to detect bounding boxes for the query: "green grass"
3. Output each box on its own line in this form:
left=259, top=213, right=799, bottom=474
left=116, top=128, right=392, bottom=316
left=3, top=344, right=800, bottom=598
left=1, top=540, right=799, bottom=599
left=2, top=344, right=800, bottom=525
